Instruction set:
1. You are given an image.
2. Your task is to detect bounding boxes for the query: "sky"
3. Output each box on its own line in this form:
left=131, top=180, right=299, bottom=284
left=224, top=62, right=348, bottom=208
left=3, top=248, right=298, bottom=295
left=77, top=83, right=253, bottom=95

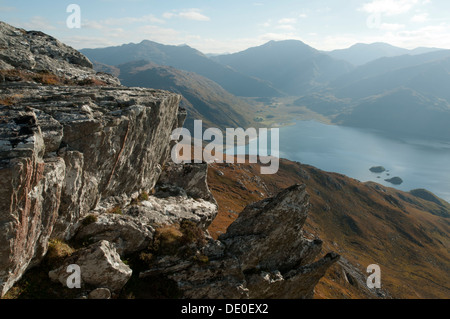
left=1, top=0, right=450, bottom=54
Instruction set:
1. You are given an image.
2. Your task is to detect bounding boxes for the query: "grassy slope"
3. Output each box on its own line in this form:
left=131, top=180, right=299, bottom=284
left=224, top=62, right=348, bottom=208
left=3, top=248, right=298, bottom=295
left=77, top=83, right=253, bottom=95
left=207, top=158, right=450, bottom=299
left=116, top=61, right=258, bottom=131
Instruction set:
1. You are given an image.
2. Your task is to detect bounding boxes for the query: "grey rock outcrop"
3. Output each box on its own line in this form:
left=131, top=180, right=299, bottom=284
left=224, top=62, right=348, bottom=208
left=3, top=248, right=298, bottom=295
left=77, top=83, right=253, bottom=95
left=48, top=240, right=132, bottom=292
left=157, top=161, right=216, bottom=203
left=0, top=20, right=187, bottom=296
left=72, top=160, right=218, bottom=257
left=0, top=21, right=119, bottom=85
left=88, top=288, right=112, bottom=299
left=74, top=213, right=156, bottom=257
left=220, top=184, right=322, bottom=272
left=73, top=168, right=218, bottom=257
left=141, top=184, right=340, bottom=299
left=336, top=257, right=390, bottom=299
left=0, top=85, right=183, bottom=295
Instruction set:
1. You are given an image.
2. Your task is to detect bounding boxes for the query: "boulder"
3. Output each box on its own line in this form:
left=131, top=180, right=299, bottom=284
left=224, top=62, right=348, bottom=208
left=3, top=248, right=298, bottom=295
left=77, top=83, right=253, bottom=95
left=88, top=288, right=112, bottom=299
left=157, top=161, right=216, bottom=203
left=48, top=240, right=132, bottom=292
left=127, top=193, right=218, bottom=231
left=142, top=184, right=340, bottom=299
left=220, top=184, right=322, bottom=272
left=74, top=214, right=155, bottom=256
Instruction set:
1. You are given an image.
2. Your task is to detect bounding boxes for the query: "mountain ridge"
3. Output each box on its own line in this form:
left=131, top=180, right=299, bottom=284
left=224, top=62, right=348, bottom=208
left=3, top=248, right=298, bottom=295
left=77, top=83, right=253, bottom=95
left=213, top=39, right=354, bottom=95
left=327, top=42, right=444, bottom=66
left=81, top=40, right=282, bottom=98
left=84, top=37, right=450, bottom=141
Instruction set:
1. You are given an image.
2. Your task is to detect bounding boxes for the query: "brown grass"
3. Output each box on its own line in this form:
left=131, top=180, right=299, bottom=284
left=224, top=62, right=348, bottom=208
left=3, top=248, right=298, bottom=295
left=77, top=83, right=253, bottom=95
left=207, top=158, right=450, bottom=299
left=152, top=225, right=184, bottom=256
left=0, top=69, right=108, bottom=87
left=46, top=239, right=75, bottom=265
left=106, top=206, right=123, bottom=215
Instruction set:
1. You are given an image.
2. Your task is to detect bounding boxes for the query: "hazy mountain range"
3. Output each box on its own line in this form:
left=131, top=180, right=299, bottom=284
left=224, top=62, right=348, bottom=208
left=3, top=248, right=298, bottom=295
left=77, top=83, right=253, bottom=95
left=82, top=40, right=281, bottom=98
left=326, top=42, right=443, bottom=66
left=212, top=40, right=353, bottom=95
left=81, top=40, right=450, bottom=140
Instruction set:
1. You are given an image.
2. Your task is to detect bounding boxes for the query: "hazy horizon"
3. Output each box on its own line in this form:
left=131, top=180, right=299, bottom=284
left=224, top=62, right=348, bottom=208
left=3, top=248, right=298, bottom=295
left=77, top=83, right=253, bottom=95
left=77, top=38, right=445, bottom=55
left=1, top=0, right=450, bottom=53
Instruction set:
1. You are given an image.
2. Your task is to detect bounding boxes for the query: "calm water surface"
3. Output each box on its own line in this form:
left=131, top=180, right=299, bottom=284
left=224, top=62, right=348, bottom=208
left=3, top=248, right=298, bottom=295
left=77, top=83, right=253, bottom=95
left=235, top=121, right=450, bottom=202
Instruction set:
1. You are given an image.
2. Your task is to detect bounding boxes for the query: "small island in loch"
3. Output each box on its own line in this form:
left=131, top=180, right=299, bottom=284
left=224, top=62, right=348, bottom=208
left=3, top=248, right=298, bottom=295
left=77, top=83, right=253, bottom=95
left=385, top=177, right=404, bottom=185
left=370, top=166, right=386, bottom=173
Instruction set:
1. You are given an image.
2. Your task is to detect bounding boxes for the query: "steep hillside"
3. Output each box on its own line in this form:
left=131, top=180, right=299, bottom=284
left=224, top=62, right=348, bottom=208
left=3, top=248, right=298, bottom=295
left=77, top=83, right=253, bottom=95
left=331, top=50, right=450, bottom=90
left=81, top=40, right=281, bottom=98
left=333, top=88, right=450, bottom=139
left=114, top=60, right=258, bottom=131
left=333, top=54, right=450, bottom=101
left=207, top=158, right=450, bottom=299
left=214, top=40, right=353, bottom=95
left=294, top=52, right=450, bottom=140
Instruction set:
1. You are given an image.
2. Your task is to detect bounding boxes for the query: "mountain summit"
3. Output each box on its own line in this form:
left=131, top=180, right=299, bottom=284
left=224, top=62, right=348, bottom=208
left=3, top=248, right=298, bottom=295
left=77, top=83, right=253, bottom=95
left=214, top=40, right=353, bottom=95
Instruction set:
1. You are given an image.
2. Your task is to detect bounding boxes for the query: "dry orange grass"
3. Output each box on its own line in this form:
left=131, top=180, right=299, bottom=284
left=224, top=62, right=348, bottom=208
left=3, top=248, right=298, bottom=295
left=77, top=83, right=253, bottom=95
left=207, top=158, right=450, bottom=299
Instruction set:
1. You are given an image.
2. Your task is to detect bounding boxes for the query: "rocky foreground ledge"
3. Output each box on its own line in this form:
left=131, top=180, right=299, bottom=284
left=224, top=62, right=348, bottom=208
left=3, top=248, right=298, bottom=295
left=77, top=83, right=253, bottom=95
left=0, top=84, right=185, bottom=295
left=144, top=184, right=340, bottom=299
left=0, top=20, right=338, bottom=298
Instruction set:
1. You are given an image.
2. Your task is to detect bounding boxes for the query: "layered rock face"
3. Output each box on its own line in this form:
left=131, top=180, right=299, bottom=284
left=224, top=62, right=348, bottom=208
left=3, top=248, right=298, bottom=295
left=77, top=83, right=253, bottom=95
left=0, top=85, right=184, bottom=295
left=0, top=21, right=338, bottom=299
left=0, top=21, right=185, bottom=295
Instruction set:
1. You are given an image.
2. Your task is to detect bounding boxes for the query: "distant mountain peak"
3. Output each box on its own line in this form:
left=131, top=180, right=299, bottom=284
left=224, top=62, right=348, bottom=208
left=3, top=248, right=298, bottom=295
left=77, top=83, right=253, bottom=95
left=262, top=39, right=312, bottom=48
left=81, top=39, right=281, bottom=97
left=352, top=42, right=397, bottom=47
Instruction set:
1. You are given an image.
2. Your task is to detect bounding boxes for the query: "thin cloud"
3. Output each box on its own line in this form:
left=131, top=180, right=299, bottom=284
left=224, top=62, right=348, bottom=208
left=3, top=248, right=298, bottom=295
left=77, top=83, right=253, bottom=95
left=360, top=0, right=420, bottom=16
left=164, top=9, right=210, bottom=22
left=259, top=32, right=303, bottom=42
left=102, top=15, right=165, bottom=25
left=276, top=24, right=296, bottom=31
left=379, top=23, right=406, bottom=31
left=20, top=16, right=56, bottom=31
left=278, top=18, right=297, bottom=24
left=411, top=13, right=429, bottom=23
